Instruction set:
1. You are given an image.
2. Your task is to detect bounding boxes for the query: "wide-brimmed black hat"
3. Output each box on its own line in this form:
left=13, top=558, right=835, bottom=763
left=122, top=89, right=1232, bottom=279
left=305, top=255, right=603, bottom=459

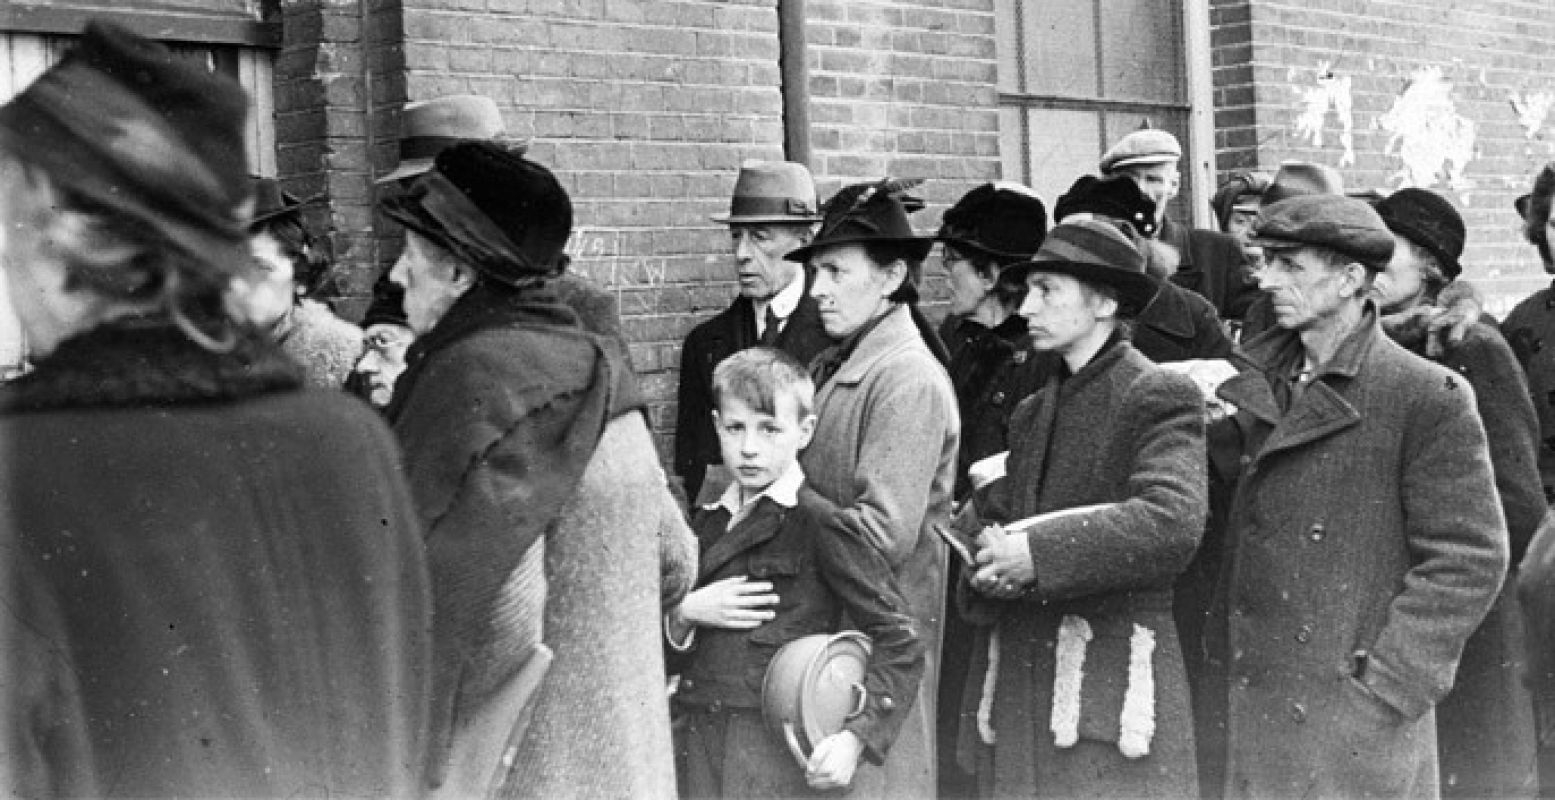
left=1053, top=175, right=1159, bottom=237
left=0, top=21, right=253, bottom=275
left=381, top=141, right=572, bottom=287
left=936, top=182, right=1048, bottom=262
left=785, top=177, right=934, bottom=264
left=1005, top=218, right=1160, bottom=314
left=1375, top=188, right=1464, bottom=281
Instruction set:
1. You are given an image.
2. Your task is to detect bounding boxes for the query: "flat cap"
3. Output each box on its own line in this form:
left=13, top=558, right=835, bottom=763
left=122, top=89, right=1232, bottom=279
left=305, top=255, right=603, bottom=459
left=1099, top=129, right=1182, bottom=174
left=1251, top=195, right=1394, bottom=270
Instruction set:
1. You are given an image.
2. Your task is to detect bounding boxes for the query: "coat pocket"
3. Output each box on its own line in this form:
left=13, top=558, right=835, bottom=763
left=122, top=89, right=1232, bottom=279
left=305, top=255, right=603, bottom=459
left=1050, top=615, right=1158, bottom=758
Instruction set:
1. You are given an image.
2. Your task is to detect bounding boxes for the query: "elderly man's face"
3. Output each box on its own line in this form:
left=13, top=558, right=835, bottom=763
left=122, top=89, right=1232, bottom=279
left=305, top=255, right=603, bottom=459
left=1120, top=162, right=1180, bottom=220
left=355, top=322, right=415, bottom=407
left=1258, top=246, right=1361, bottom=332
left=729, top=223, right=809, bottom=300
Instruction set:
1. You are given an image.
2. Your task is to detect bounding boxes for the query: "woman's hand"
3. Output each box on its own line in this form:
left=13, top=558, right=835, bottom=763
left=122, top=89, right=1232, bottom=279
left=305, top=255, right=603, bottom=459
left=674, top=576, right=779, bottom=630
left=972, top=524, right=1035, bottom=600
left=805, top=730, right=864, bottom=790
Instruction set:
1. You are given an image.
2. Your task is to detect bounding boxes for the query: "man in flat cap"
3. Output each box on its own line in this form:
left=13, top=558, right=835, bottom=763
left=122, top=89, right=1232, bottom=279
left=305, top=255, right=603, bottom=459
left=1101, top=128, right=1259, bottom=326
left=1208, top=194, right=1507, bottom=798
left=675, top=160, right=833, bottom=503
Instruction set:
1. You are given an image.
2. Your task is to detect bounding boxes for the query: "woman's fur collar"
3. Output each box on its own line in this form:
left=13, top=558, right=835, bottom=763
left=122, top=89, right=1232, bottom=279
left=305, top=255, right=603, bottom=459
left=2, top=322, right=303, bottom=413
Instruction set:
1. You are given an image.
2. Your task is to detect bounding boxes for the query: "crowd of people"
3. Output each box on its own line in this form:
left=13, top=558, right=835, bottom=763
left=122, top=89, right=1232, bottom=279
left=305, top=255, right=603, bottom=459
left=7, top=19, right=1555, bottom=800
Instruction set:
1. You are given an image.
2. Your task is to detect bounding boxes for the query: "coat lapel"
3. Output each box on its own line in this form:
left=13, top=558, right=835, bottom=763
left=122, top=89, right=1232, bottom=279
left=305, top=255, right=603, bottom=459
left=698, top=503, right=787, bottom=579
left=1256, top=380, right=1361, bottom=458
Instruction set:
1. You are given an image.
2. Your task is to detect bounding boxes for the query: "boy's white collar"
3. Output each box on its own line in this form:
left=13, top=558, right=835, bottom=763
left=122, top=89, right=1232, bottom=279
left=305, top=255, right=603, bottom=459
left=705, top=460, right=806, bottom=514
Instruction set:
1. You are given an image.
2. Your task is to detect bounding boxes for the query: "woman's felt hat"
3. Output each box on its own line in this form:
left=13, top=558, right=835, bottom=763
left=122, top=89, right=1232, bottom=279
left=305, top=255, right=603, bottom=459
left=785, top=177, right=934, bottom=264
left=1005, top=218, right=1160, bottom=313
left=1374, top=188, right=1465, bottom=280
left=936, top=182, right=1048, bottom=263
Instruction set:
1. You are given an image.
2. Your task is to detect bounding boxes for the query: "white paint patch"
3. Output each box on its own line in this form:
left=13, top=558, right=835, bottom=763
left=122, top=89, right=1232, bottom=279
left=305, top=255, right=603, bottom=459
left=1291, top=62, right=1356, bottom=167
left=1510, top=90, right=1554, bottom=140
left=1377, top=67, right=1477, bottom=191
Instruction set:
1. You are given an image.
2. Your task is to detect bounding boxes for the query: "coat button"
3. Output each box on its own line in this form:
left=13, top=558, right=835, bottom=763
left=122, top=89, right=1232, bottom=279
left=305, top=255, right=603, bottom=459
left=1013, top=351, right=1028, bottom=364
left=709, top=700, right=722, bottom=713
left=1308, top=523, right=1325, bottom=542
left=991, top=391, right=1007, bottom=405
left=1239, top=454, right=1253, bottom=467
left=880, top=695, right=895, bottom=711
left=1291, top=702, right=1307, bottom=723
left=681, top=679, right=694, bottom=691
left=1295, top=624, right=1312, bottom=643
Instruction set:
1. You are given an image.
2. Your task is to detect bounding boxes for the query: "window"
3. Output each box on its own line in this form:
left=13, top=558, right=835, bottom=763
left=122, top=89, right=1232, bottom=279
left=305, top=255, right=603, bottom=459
left=995, top=0, right=1205, bottom=224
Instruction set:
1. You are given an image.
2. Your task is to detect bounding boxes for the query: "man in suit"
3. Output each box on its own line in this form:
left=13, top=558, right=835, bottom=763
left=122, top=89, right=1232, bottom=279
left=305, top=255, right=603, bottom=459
left=1101, top=128, right=1259, bottom=326
left=676, top=161, right=832, bottom=503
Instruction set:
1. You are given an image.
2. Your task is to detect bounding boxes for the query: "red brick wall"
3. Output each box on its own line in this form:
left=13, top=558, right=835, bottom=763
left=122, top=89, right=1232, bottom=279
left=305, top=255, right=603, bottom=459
left=1210, top=0, right=1555, bottom=313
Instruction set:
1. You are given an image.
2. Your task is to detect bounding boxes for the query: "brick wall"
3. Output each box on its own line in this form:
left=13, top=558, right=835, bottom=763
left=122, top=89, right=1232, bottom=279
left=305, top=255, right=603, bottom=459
left=1210, top=0, right=1555, bottom=314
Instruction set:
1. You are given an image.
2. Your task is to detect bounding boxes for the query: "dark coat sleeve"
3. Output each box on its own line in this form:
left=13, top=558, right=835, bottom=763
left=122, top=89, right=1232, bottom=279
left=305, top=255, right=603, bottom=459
left=1362, top=366, right=1510, bottom=719
left=1450, top=325, right=1545, bottom=563
left=799, top=487, right=926, bottom=764
left=675, top=322, right=719, bottom=499
left=1021, top=370, right=1208, bottom=601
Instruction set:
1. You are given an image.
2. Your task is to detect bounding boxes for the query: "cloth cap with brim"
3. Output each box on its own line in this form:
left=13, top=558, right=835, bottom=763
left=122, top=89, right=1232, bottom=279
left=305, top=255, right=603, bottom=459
left=1212, top=172, right=1273, bottom=221
left=711, top=160, right=822, bottom=224
left=785, top=178, right=933, bottom=265
left=0, top=21, right=253, bottom=277
left=936, top=181, right=1048, bottom=263
left=249, top=176, right=326, bottom=229
left=1262, top=161, right=1344, bottom=207
left=1374, top=187, right=1464, bottom=281
left=1099, top=129, right=1182, bottom=174
left=1003, top=218, right=1160, bottom=313
left=380, top=141, right=572, bottom=288
left=1251, top=195, right=1394, bottom=271
left=1054, top=175, right=1159, bottom=237
left=377, top=94, right=506, bottom=185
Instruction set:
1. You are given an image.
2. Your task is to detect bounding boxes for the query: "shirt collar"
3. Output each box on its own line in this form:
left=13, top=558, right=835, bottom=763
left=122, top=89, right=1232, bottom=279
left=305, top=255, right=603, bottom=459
left=767, top=268, right=807, bottom=321
left=705, top=460, right=806, bottom=516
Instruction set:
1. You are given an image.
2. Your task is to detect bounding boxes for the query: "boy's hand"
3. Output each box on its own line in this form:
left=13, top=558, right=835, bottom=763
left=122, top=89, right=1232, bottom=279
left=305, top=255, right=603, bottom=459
left=677, top=576, right=779, bottom=630
left=973, top=524, right=1035, bottom=599
left=805, top=730, right=864, bottom=790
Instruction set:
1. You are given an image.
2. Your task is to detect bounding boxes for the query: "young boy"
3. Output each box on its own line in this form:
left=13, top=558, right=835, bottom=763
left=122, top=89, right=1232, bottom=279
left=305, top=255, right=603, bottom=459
left=666, top=347, right=925, bottom=798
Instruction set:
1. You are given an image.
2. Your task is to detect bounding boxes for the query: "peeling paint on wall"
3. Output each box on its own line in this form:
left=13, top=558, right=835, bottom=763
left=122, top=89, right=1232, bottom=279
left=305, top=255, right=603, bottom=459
left=1510, top=90, right=1553, bottom=140
left=1377, top=67, right=1477, bottom=190
left=1291, top=61, right=1356, bottom=167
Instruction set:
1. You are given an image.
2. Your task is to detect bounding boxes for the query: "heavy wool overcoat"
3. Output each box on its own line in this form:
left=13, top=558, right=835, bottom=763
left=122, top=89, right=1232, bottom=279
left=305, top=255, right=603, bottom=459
left=1211, top=309, right=1508, bottom=799
left=1502, top=280, right=1555, bottom=503
left=1393, top=320, right=1541, bottom=798
left=0, top=325, right=431, bottom=798
left=391, top=285, right=695, bottom=799
left=960, top=339, right=1206, bottom=799
left=800, top=303, right=959, bottom=800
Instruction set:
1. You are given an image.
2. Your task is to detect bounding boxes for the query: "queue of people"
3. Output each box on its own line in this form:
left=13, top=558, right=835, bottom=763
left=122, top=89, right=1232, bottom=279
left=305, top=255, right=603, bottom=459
left=6, top=18, right=1555, bottom=800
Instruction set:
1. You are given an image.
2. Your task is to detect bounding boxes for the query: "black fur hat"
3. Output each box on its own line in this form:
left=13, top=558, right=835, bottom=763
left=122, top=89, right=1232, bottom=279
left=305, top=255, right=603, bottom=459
left=937, top=182, right=1048, bottom=263
left=1053, top=175, right=1159, bottom=238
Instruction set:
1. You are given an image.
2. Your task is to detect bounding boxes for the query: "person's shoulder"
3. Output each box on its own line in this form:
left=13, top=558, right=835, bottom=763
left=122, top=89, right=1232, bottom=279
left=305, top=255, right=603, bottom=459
left=1504, top=288, right=1555, bottom=328
left=1375, top=335, right=1479, bottom=411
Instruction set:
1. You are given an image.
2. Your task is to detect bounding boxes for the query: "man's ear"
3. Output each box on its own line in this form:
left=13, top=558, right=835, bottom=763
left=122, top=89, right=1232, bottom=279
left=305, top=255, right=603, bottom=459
left=1343, top=262, right=1372, bottom=298
left=449, top=261, right=478, bottom=293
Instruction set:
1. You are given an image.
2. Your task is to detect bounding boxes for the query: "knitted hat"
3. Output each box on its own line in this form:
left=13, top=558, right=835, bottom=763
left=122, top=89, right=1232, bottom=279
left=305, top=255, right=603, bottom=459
left=1099, top=129, right=1182, bottom=174
left=380, top=141, right=572, bottom=287
left=1006, top=218, right=1160, bottom=314
left=1374, top=188, right=1465, bottom=280
left=0, top=21, right=253, bottom=274
left=1053, top=175, right=1159, bottom=237
left=785, top=177, right=933, bottom=264
left=1252, top=195, right=1395, bottom=271
left=936, top=181, right=1048, bottom=263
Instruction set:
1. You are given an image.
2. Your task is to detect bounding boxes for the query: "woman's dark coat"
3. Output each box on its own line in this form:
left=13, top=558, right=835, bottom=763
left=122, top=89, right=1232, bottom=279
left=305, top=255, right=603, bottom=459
left=1393, top=319, right=1541, bottom=798
left=1502, top=281, right=1555, bottom=504
left=1210, top=309, right=1508, bottom=799
left=959, top=340, right=1206, bottom=799
left=0, top=326, right=431, bottom=798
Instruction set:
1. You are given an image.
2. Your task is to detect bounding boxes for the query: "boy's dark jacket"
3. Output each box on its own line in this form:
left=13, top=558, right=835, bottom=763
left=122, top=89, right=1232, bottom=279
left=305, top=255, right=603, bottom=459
left=669, top=484, right=925, bottom=762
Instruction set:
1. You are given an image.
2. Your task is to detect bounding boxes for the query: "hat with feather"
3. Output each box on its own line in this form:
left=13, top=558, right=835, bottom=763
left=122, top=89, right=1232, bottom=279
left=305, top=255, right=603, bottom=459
left=785, top=177, right=934, bottom=265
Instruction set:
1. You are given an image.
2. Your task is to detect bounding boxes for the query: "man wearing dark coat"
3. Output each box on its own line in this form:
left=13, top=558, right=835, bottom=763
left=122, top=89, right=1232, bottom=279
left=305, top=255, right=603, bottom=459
left=1210, top=194, right=1508, bottom=799
left=383, top=142, right=695, bottom=798
left=676, top=161, right=832, bottom=503
left=1101, top=128, right=1258, bottom=323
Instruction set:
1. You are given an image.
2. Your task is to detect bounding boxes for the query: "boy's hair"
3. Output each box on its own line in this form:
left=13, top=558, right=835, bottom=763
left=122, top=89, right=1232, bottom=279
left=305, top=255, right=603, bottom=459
left=711, top=347, right=815, bottom=419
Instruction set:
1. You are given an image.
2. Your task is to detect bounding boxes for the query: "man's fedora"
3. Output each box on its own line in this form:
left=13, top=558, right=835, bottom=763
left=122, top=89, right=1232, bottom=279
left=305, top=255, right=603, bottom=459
left=1005, top=218, right=1160, bottom=314
left=710, top=160, right=822, bottom=224
left=1262, top=161, right=1344, bottom=207
left=377, top=94, right=509, bottom=184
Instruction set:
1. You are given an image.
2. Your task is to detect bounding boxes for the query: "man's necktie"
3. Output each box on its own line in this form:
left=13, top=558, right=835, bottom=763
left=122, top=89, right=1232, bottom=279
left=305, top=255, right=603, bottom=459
left=758, top=306, right=782, bottom=347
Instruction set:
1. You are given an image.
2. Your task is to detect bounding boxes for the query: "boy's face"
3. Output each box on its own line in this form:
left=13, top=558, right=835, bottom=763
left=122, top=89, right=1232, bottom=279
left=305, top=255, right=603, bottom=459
left=714, top=392, right=816, bottom=494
